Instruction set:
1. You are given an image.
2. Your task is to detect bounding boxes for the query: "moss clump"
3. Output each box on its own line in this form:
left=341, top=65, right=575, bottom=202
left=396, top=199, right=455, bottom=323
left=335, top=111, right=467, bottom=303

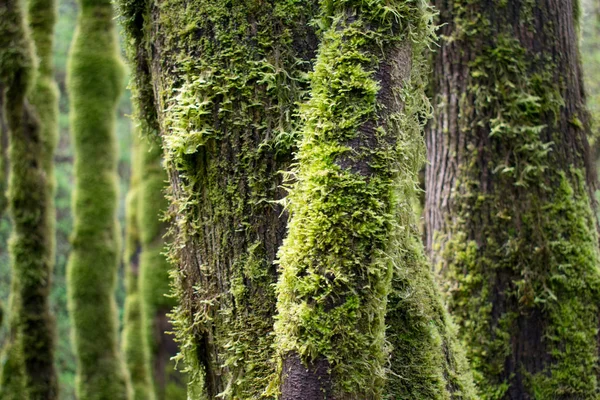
left=273, top=0, right=475, bottom=398
left=122, top=132, right=155, bottom=400
left=28, top=0, right=60, bottom=267
left=66, top=0, right=130, bottom=398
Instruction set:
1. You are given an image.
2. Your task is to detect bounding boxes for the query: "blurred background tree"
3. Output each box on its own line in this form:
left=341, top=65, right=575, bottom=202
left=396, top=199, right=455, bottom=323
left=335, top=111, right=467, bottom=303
left=0, top=0, right=132, bottom=398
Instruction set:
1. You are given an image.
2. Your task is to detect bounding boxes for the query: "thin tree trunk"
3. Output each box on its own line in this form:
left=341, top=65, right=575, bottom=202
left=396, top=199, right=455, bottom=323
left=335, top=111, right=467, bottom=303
left=427, top=0, right=600, bottom=398
left=122, top=132, right=155, bottom=400
left=137, top=136, right=185, bottom=399
left=0, top=0, right=58, bottom=397
left=66, top=0, right=130, bottom=398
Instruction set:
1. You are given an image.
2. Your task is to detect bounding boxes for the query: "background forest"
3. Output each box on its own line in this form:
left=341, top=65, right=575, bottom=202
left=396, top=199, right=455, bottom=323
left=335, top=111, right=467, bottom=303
left=0, top=0, right=133, bottom=398
left=2, top=0, right=600, bottom=399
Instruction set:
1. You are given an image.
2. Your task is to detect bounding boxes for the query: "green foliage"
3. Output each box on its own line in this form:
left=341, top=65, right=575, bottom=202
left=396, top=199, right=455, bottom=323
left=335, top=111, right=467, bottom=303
left=66, top=0, right=130, bottom=398
left=273, top=0, right=475, bottom=398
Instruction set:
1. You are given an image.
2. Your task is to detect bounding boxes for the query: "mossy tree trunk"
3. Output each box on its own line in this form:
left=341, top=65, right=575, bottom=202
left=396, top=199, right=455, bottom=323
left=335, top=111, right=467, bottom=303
left=122, top=132, right=155, bottom=400
left=426, top=0, right=600, bottom=398
left=66, top=0, right=129, bottom=398
left=118, top=0, right=318, bottom=397
left=273, top=1, right=476, bottom=398
left=0, top=0, right=59, bottom=397
left=137, top=135, right=185, bottom=399
left=28, top=0, right=59, bottom=276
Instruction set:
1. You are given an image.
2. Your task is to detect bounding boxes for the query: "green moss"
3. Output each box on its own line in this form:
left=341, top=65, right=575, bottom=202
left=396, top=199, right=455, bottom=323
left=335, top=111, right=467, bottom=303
left=66, top=0, right=130, bottom=398
left=28, top=0, right=60, bottom=266
left=432, top=2, right=600, bottom=398
left=273, top=0, right=475, bottom=398
left=0, top=0, right=59, bottom=397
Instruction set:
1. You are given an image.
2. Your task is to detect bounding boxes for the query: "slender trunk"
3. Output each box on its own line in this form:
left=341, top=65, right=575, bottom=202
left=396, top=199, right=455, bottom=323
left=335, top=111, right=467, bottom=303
left=137, top=136, right=185, bottom=399
left=427, top=0, right=600, bottom=398
left=28, top=0, right=59, bottom=278
left=66, top=0, right=129, bottom=398
left=122, top=132, right=155, bottom=400
left=118, top=0, right=318, bottom=397
left=0, top=0, right=58, bottom=397
left=0, top=84, right=9, bottom=216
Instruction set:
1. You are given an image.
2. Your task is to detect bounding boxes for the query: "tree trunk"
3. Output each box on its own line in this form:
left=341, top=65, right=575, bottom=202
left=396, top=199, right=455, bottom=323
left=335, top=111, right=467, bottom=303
left=118, top=0, right=318, bottom=397
left=28, top=0, right=59, bottom=279
left=66, top=0, right=130, bottom=398
left=273, top=1, right=476, bottom=398
left=0, top=0, right=59, bottom=397
left=426, top=0, right=600, bottom=398
left=137, top=136, right=185, bottom=399
left=122, top=132, right=155, bottom=400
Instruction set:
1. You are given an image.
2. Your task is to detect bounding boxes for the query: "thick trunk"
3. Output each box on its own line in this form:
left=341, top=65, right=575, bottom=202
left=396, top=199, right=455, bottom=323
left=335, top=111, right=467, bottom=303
left=427, top=0, right=600, bottom=398
left=66, top=0, right=129, bottom=398
left=274, top=1, right=476, bottom=398
left=118, top=0, right=318, bottom=397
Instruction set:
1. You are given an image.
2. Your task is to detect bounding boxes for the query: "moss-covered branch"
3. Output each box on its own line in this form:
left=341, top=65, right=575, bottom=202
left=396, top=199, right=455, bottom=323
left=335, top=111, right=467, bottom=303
left=66, top=0, right=129, bottom=398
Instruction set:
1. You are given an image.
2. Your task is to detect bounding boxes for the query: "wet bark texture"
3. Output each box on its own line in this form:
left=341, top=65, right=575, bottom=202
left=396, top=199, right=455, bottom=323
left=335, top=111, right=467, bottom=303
left=427, top=0, right=600, bottom=398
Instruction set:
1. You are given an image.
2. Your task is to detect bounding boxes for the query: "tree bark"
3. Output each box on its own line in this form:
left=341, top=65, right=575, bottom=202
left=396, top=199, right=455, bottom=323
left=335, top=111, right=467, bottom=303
left=427, top=0, right=600, bottom=398
left=273, top=1, right=476, bottom=398
left=66, top=0, right=130, bottom=398
left=118, top=0, right=318, bottom=397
